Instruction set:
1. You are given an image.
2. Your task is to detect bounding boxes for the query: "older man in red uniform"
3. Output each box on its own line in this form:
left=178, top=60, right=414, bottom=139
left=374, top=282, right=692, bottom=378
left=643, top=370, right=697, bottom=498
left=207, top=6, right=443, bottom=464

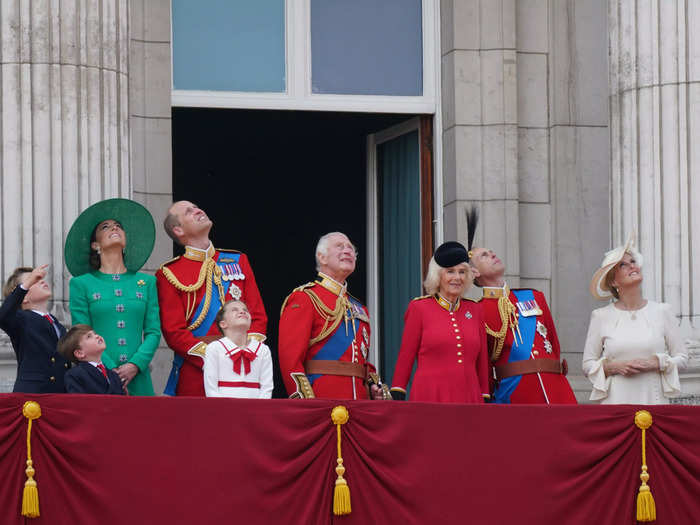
left=469, top=246, right=577, bottom=404
left=156, top=201, right=267, bottom=396
left=279, top=232, right=389, bottom=400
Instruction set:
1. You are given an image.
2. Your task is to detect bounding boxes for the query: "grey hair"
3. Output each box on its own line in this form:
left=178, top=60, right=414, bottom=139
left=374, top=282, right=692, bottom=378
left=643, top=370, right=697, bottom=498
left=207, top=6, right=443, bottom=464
left=315, top=232, right=353, bottom=271
left=423, top=257, right=472, bottom=297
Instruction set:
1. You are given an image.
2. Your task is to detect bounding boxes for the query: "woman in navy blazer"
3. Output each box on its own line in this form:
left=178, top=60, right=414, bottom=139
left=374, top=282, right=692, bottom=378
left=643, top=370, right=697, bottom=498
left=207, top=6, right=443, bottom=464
left=0, top=265, right=70, bottom=393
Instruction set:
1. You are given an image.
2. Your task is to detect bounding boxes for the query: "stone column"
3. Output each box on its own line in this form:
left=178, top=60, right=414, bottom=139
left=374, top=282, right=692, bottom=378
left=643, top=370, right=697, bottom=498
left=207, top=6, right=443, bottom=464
left=545, top=0, right=610, bottom=396
left=609, top=0, right=700, bottom=389
left=441, top=0, right=520, bottom=283
left=129, top=0, right=173, bottom=392
left=0, top=0, right=130, bottom=389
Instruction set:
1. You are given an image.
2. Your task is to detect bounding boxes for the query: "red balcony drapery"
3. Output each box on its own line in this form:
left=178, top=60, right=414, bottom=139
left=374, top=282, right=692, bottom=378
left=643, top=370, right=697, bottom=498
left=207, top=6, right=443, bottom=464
left=1, top=394, right=699, bottom=524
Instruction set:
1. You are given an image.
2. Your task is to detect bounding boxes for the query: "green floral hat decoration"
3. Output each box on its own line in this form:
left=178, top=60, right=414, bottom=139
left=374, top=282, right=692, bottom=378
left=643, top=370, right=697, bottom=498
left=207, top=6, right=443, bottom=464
left=64, top=198, right=156, bottom=276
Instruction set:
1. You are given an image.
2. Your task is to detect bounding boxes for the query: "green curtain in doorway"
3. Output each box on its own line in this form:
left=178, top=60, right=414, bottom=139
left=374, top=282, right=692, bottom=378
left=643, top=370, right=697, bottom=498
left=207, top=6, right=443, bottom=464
left=378, top=129, right=422, bottom=388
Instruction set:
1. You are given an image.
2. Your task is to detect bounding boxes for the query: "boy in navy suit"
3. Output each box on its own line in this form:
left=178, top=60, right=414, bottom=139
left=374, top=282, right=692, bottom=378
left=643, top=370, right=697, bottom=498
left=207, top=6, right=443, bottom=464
left=0, top=265, right=70, bottom=393
left=59, top=325, right=125, bottom=395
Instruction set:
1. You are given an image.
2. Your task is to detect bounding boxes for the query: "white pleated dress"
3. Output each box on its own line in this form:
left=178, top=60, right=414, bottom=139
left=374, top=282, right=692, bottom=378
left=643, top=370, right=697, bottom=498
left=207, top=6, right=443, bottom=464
left=582, top=301, right=688, bottom=404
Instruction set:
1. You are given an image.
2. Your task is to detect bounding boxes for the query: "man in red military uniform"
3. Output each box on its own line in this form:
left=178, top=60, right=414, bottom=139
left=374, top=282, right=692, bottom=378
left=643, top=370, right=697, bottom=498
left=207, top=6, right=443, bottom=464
left=156, top=201, right=267, bottom=396
left=469, top=246, right=577, bottom=404
left=279, top=232, right=389, bottom=400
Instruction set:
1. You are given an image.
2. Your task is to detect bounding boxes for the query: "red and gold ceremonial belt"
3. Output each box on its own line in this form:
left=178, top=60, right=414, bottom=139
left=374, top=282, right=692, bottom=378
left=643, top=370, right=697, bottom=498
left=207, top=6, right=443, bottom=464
left=218, top=381, right=260, bottom=388
left=304, top=360, right=366, bottom=379
left=495, top=358, right=568, bottom=380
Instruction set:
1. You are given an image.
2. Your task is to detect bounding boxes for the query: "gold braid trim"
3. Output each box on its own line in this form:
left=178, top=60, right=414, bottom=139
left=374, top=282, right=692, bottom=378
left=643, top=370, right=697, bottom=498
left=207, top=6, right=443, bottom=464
left=484, top=295, right=518, bottom=361
left=305, top=289, right=349, bottom=347
left=161, top=258, right=225, bottom=331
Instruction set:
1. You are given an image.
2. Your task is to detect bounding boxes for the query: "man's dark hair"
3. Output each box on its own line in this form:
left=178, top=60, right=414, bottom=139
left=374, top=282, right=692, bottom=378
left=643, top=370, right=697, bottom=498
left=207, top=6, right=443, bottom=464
left=163, top=210, right=182, bottom=244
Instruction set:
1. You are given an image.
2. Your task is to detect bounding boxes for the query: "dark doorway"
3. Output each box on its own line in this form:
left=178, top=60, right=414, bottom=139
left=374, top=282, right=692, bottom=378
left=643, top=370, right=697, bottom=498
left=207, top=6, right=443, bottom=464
left=172, top=108, right=411, bottom=397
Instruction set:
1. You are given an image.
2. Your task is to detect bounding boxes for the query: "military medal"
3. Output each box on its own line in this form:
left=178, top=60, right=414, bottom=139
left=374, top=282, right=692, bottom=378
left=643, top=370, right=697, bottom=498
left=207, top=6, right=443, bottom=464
left=536, top=321, right=547, bottom=338
left=544, top=340, right=553, bottom=354
left=465, top=311, right=472, bottom=319
left=234, top=263, right=245, bottom=280
left=362, top=327, right=369, bottom=346
left=360, top=341, right=368, bottom=359
left=229, top=283, right=242, bottom=300
left=516, top=299, right=542, bottom=317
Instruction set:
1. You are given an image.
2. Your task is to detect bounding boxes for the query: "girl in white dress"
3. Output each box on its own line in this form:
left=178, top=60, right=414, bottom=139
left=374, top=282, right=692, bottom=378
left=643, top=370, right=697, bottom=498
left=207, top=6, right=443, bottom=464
left=582, top=235, right=688, bottom=404
left=203, top=299, right=273, bottom=399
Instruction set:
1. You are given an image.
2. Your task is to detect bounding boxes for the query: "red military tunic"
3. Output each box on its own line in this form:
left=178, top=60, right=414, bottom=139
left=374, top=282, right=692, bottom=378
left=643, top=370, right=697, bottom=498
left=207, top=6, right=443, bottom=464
left=279, top=273, right=376, bottom=399
left=482, top=286, right=577, bottom=404
left=391, top=295, right=489, bottom=403
left=156, top=244, right=267, bottom=396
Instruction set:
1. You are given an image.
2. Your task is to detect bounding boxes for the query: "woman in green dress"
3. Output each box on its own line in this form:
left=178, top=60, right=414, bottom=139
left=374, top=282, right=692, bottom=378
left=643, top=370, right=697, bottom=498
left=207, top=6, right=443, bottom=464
left=65, top=199, right=161, bottom=395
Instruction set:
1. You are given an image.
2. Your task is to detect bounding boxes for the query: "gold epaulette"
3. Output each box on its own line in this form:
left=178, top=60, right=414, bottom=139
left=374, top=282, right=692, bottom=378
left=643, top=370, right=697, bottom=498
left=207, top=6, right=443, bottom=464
left=411, top=294, right=431, bottom=301
left=158, top=256, right=180, bottom=270
left=280, top=282, right=316, bottom=316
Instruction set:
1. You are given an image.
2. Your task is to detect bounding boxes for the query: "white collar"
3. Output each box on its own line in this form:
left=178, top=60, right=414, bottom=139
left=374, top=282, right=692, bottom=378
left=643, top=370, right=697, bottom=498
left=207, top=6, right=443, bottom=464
left=483, top=282, right=507, bottom=293
left=31, top=309, right=50, bottom=317
left=220, top=336, right=254, bottom=351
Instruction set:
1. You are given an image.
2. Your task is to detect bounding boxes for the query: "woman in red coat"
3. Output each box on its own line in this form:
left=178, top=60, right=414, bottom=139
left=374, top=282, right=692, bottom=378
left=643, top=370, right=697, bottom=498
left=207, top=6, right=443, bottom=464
left=390, top=242, right=489, bottom=403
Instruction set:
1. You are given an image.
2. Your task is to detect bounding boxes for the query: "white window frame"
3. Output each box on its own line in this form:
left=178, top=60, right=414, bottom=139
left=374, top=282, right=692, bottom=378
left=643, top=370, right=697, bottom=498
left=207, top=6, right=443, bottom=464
left=171, top=0, right=439, bottom=115
left=170, top=0, right=445, bottom=378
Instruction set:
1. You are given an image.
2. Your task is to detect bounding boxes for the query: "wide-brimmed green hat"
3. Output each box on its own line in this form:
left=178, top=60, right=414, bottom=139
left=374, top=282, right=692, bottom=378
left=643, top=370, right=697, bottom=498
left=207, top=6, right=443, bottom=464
left=64, top=198, right=156, bottom=276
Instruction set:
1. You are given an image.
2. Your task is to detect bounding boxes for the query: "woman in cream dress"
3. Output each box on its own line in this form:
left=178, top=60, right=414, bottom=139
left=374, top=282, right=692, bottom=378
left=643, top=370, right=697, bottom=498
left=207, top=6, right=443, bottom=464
left=582, top=235, right=688, bottom=404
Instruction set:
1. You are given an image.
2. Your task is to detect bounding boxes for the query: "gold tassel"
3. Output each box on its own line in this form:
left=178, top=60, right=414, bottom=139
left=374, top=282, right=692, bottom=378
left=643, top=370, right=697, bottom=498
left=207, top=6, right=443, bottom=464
left=331, top=406, right=351, bottom=516
left=634, top=410, right=656, bottom=522
left=21, top=401, right=42, bottom=518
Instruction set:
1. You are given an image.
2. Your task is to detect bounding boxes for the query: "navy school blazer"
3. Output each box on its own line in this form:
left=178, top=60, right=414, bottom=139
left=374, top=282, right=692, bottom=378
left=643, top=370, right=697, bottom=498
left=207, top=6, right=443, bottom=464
left=0, top=285, right=70, bottom=393
left=64, top=361, right=125, bottom=395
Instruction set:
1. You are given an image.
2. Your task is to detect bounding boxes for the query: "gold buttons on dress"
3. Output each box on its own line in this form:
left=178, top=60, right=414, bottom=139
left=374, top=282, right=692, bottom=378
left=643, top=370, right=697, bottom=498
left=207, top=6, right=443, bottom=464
left=454, top=329, right=460, bottom=333
left=533, top=350, right=539, bottom=356
left=457, top=343, right=462, bottom=348
left=49, top=376, right=55, bottom=382
left=456, top=335, right=461, bottom=340
left=457, top=352, right=463, bottom=356
left=452, top=323, right=458, bottom=327
left=51, top=357, right=55, bottom=363
left=458, top=359, right=463, bottom=364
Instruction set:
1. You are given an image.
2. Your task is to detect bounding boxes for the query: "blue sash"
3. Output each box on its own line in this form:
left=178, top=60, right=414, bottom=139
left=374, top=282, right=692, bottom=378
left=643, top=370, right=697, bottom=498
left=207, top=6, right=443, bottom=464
left=493, top=289, right=537, bottom=404
left=307, top=296, right=362, bottom=385
left=163, top=253, right=238, bottom=396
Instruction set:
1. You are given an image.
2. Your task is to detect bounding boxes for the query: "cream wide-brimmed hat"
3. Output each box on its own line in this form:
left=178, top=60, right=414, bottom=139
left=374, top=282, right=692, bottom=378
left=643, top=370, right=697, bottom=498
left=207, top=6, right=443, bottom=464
left=589, top=232, right=643, bottom=300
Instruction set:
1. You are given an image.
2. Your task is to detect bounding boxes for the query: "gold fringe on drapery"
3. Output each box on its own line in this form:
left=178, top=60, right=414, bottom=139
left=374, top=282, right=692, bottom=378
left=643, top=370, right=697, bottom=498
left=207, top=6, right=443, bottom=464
left=21, top=401, right=42, bottom=518
left=331, top=405, right=351, bottom=516
left=634, top=410, right=656, bottom=522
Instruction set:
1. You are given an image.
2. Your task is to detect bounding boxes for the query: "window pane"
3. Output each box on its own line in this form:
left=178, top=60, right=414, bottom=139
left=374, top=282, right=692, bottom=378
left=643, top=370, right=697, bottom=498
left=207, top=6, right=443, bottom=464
left=311, top=0, right=423, bottom=96
left=172, top=0, right=285, bottom=93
